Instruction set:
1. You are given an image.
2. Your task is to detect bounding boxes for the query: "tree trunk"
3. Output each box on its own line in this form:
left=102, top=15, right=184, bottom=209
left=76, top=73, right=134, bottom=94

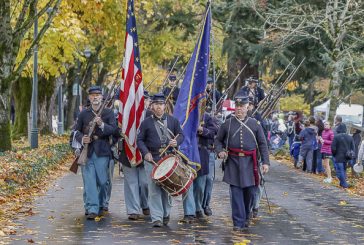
left=328, top=59, right=341, bottom=122
left=12, top=77, right=32, bottom=138
left=0, top=91, right=11, bottom=151
left=46, top=76, right=63, bottom=133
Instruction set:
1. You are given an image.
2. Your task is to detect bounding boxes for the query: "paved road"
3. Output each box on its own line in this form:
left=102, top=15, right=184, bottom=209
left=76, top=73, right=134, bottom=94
left=5, top=161, right=364, bottom=244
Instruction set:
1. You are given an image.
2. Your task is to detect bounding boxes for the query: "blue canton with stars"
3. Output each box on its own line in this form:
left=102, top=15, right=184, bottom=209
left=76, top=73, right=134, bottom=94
left=126, top=0, right=141, bottom=71
left=173, top=4, right=211, bottom=166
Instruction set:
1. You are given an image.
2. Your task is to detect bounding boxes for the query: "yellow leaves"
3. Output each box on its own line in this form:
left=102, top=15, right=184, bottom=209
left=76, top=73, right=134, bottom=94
left=279, top=95, right=310, bottom=115
left=234, top=241, right=251, bottom=245
left=94, top=216, right=102, bottom=222
left=286, top=80, right=298, bottom=91
left=338, top=200, right=347, bottom=206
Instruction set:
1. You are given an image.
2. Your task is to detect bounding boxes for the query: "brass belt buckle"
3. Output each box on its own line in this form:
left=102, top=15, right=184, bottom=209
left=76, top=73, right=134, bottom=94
left=238, top=153, right=245, bottom=157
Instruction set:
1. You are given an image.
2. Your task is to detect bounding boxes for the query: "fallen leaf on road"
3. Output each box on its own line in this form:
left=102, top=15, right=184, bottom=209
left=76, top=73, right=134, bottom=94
left=339, top=200, right=347, bottom=206
left=0, top=230, right=5, bottom=236
left=94, top=216, right=102, bottom=222
left=27, top=239, right=35, bottom=243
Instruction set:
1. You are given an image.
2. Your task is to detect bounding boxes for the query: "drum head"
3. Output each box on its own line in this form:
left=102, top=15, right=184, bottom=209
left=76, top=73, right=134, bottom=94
left=353, top=163, right=363, bottom=173
left=153, top=156, right=177, bottom=179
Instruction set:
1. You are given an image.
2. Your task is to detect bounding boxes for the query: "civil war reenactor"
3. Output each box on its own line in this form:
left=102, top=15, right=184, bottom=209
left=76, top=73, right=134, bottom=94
left=162, top=74, right=180, bottom=106
left=205, top=77, right=221, bottom=113
left=74, top=86, right=117, bottom=220
left=238, top=77, right=265, bottom=107
left=110, top=95, right=150, bottom=221
left=117, top=130, right=150, bottom=220
left=137, top=93, right=184, bottom=227
left=143, top=90, right=153, bottom=118
left=194, top=112, right=218, bottom=218
left=215, top=94, right=270, bottom=232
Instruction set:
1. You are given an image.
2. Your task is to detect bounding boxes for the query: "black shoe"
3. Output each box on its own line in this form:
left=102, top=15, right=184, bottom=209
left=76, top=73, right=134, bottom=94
left=142, top=208, right=150, bottom=216
left=245, top=219, right=251, bottom=228
left=233, top=226, right=247, bottom=232
left=196, top=211, right=204, bottom=219
left=128, top=214, right=140, bottom=220
left=204, top=207, right=212, bottom=216
left=180, top=215, right=195, bottom=224
left=86, top=213, right=98, bottom=220
left=152, top=220, right=163, bottom=227
left=85, top=211, right=89, bottom=216
left=252, top=208, right=258, bottom=218
left=99, top=207, right=109, bottom=215
left=163, top=216, right=170, bottom=226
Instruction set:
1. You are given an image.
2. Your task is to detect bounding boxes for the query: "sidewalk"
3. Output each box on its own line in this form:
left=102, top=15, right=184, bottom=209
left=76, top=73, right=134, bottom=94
left=4, top=160, right=364, bottom=244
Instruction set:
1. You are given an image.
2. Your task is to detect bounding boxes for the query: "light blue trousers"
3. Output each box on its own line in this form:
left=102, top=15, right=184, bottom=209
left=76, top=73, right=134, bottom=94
left=123, top=164, right=149, bottom=215
left=203, top=152, right=216, bottom=209
left=194, top=175, right=207, bottom=213
left=81, top=153, right=110, bottom=214
left=144, top=162, right=172, bottom=222
left=104, top=159, right=115, bottom=209
left=183, top=182, right=196, bottom=216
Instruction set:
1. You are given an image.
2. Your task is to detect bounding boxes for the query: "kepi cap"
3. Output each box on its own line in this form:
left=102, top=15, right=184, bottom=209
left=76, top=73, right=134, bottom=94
left=151, top=93, right=166, bottom=104
left=234, top=94, right=249, bottom=105
left=88, top=86, right=102, bottom=94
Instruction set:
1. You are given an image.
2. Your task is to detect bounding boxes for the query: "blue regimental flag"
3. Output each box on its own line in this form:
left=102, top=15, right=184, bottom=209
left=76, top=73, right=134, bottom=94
left=173, top=4, right=211, bottom=167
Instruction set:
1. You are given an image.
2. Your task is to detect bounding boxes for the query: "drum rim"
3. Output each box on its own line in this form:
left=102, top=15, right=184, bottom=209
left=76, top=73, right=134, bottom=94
left=172, top=176, right=193, bottom=196
left=152, top=155, right=179, bottom=181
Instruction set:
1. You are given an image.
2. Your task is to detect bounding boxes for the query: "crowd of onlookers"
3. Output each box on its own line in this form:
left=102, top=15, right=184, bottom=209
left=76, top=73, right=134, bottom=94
left=268, top=112, right=363, bottom=188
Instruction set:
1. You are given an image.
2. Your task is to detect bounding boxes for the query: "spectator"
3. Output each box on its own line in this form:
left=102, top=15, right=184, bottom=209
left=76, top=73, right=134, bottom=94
left=331, top=126, right=355, bottom=188
left=333, top=115, right=347, bottom=135
left=313, top=118, right=325, bottom=174
left=320, top=121, right=334, bottom=183
left=286, top=115, right=295, bottom=150
left=298, top=117, right=317, bottom=173
left=357, top=139, right=364, bottom=166
left=352, top=129, right=361, bottom=162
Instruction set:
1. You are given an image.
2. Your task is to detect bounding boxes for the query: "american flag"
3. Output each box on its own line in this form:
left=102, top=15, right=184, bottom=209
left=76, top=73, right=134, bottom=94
left=119, top=0, right=144, bottom=166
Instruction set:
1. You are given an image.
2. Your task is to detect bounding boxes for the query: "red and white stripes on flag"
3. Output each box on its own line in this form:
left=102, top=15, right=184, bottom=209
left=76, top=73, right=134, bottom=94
left=118, top=0, right=144, bottom=166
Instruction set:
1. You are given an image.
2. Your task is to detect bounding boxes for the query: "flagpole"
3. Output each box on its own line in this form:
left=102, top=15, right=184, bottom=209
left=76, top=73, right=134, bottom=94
left=209, top=0, right=216, bottom=115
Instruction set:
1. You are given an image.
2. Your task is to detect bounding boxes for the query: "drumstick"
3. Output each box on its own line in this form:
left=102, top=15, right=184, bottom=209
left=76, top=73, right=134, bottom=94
left=159, top=134, right=180, bottom=157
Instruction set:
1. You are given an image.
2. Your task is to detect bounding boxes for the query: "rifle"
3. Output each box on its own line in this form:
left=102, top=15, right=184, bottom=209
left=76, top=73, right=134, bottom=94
left=145, top=75, right=159, bottom=90
left=261, top=58, right=305, bottom=119
left=159, top=56, right=180, bottom=92
left=77, top=73, right=121, bottom=165
left=252, top=57, right=295, bottom=117
left=215, top=64, right=247, bottom=112
left=69, top=155, right=80, bottom=174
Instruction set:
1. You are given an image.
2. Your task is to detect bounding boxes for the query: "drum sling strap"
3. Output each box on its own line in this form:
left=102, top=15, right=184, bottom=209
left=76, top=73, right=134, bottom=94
left=153, top=117, right=172, bottom=148
left=231, top=116, right=260, bottom=186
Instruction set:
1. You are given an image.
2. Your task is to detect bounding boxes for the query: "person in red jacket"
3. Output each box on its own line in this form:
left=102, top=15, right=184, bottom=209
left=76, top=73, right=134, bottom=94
left=319, top=121, right=334, bottom=183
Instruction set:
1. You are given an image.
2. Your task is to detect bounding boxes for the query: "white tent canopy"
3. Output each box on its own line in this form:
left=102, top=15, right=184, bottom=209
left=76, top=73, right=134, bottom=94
left=314, top=99, right=330, bottom=121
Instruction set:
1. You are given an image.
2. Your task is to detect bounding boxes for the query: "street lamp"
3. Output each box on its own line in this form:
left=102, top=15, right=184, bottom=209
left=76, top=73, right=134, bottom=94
left=30, top=6, right=55, bottom=147
left=30, top=6, right=39, bottom=148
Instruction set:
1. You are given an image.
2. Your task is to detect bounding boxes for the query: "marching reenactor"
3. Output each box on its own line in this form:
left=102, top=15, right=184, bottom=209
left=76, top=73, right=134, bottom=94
left=194, top=112, right=218, bottom=218
left=74, top=86, right=117, bottom=220
left=215, top=95, right=270, bottom=231
left=137, top=93, right=184, bottom=227
left=162, top=74, right=180, bottom=105
left=238, top=77, right=265, bottom=107
left=117, top=133, right=150, bottom=220
left=143, top=90, right=153, bottom=118
left=205, top=77, right=221, bottom=113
